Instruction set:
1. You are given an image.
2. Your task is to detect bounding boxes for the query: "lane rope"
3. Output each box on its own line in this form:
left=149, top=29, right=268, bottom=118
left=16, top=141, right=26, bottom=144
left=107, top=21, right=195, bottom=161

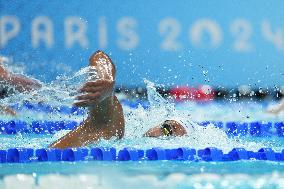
left=0, top=147, right=283, bottom=163
left=0, top=120, right=283, bottom=137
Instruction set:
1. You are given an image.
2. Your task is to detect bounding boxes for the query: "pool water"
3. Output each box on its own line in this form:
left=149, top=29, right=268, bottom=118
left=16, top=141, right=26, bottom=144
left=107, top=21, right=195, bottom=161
left=0, top=102, right=284, bottom=189
left=0, top=68, right=284, bottom=188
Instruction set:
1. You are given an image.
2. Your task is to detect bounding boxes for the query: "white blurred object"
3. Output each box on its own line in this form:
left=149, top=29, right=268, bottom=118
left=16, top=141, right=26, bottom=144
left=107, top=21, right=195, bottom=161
left=267, top=98, right=284, bottom=114
left=77, top=175, right=102, bottom=189
left=38, top=174, right=102, bottom=189
left=3, top=174, right=35, bottom=189
left=238, top=85, right=251, bottom=95
left=200, top=85, right=213, bottom=95
left=38, top=175, right=73, bottom=189
left=280, top=85, right=284, bottom=95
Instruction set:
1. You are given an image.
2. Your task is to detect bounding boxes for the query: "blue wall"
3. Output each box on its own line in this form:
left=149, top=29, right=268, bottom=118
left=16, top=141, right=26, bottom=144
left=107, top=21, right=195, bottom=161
left=1, top=0, right=284, bottom=87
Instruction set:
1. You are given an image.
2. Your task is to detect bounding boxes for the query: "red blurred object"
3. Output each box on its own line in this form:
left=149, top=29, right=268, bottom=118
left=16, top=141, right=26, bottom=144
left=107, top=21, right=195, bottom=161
left=169, top=86, right=193, bottom=101
left=169, top=85, right=215, bottom=102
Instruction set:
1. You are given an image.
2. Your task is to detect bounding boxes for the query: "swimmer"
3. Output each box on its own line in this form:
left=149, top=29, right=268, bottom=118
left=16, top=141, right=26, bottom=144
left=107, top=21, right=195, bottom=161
left=49, top=51, right=187, bottom=149
left=0, top=56, right=41, bottom=115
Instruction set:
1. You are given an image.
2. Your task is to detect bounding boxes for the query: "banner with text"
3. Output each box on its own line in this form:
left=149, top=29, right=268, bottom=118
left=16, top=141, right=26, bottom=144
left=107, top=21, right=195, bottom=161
left=1, top=0, right=284, bottom=87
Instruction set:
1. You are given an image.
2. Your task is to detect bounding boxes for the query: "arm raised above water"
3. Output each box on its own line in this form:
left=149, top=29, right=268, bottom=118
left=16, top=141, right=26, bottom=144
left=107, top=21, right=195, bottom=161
left=49, top=51, right=125, bottom=149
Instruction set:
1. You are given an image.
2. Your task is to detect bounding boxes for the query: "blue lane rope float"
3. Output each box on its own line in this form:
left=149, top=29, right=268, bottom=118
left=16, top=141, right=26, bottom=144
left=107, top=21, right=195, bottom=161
left=0, top=120, right=78, bottom=134
left=1, top=120, right=283, bottom=137
left=92, top=147, right=117, bottom=161
left=199, top=121, right=283, bottom=137
left=36, top=149, right=62, bottom=162
left=0, top=147, right=283, bottom=163
left=10, top=102, right=86, bottom=115
left=8, top=100, right=150, bottom=115
left=118, top=148, right=144, bottom=161
left=120, top=99, right=150, bottom=109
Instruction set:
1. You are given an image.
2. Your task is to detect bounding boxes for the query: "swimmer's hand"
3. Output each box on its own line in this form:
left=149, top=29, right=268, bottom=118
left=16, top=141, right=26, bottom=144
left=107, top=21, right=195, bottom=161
left=74, top=79, right=114, bottom=107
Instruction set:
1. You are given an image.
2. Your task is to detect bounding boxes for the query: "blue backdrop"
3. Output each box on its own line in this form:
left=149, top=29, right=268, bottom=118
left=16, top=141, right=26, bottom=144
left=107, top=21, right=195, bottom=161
left=1, top=0, right=284, bottom=87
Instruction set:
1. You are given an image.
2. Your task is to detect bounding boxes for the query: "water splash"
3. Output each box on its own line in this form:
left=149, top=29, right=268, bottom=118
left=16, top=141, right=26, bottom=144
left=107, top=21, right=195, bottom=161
left=117, top=80, right=274, bottom=152
left=0, top=60, right=281, bottom=151
left=0, top=65, right=98, bottom=106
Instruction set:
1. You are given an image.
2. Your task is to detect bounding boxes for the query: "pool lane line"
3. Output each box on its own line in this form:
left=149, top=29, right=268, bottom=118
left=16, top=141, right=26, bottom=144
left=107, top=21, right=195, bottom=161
left=1, top=120, right=283, bottom=137
left=0, top=147, right=284, bottom=163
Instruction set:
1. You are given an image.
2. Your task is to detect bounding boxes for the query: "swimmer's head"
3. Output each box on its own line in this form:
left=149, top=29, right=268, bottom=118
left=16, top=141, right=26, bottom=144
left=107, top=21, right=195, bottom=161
left=144, top=120, right=187, bottom=137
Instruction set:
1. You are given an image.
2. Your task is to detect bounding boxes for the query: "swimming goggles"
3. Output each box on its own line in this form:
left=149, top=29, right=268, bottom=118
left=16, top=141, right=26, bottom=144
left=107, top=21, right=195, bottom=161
left=161, top=122, right=173, bottom=136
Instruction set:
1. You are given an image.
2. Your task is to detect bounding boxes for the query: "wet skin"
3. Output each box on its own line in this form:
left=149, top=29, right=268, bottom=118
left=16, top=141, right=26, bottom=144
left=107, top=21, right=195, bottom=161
left=49, top=51, right=187, bottom=149
left=1, top=53, right=187, bottom=144
left=0, top=57, right=41, bottom=115
left=49, top=51, right=125, bottom=149
left=0, top=58, right=41, bottom=92
left=144, top=120, right=187, bottom=137
left=1, top=53, right=188, bottom=147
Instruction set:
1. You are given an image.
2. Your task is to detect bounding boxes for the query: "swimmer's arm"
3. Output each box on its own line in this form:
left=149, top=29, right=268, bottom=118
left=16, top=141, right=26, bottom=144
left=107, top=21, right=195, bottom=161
left=4, top=74, right=41, bottom=92
left=49, top=119, right=101, bottom=149
left=49, top=95, right=124, bottom=149
left=0, top=65, right=41, bottom=92
left=49, top=51, right=124, bottom=149
left=49, top=81, right=124, bottom=149
left=75, top=80, right=125, bottom=138
left=49, top=79, right=124, bottom=149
